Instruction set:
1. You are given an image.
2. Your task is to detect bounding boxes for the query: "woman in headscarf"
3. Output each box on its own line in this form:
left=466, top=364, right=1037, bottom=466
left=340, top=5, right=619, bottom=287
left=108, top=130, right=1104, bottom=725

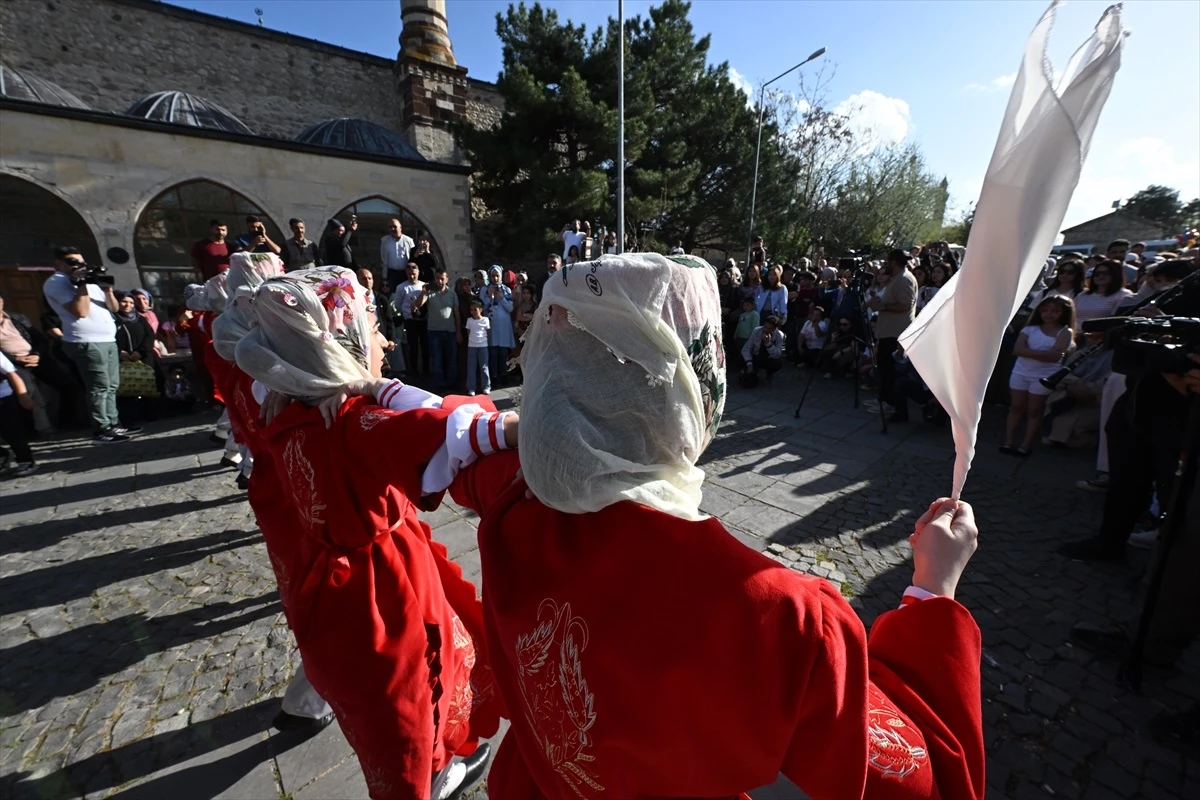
left=235, top=266, right=503, bottom=800
left=113, top=292, right=160, bottom=423
left=441, top=253, right=985, bottom=800
left=211, top=252, right=336, bottom=732
left=131, top=288, right=159, bottom=333
left=185, top=275, right=237, bottom=459
left=478, top=266, right=515, bottom=386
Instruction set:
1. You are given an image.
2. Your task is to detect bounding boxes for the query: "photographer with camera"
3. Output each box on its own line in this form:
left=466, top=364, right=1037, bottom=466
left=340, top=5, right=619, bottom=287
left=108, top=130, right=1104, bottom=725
left=42, top=247, right=132, bottom=444
left=867, top=249, right=918, bottom=413
left=233, top=215, right=281, bottom=256
left=1060, top=259, right=1198, bottom=563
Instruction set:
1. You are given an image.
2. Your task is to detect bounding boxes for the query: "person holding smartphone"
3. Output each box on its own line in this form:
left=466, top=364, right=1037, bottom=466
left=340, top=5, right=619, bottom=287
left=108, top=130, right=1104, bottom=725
left=234, top=215, right=281, bottom=255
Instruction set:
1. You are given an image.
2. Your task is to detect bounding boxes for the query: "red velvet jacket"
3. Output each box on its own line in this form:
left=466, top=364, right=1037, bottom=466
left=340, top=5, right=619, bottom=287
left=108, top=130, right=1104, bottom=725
left=451, top=451, right=984, bottom=800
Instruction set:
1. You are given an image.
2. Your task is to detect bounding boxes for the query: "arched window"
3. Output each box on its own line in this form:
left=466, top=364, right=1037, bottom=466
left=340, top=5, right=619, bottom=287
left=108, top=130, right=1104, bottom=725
left=0, top=176, right=101, bottom=323
left=0, top=176, right=100, bottom=267
left=134, top=180, right=282, bottom=303
left=333, top=197, right=445, bottom=279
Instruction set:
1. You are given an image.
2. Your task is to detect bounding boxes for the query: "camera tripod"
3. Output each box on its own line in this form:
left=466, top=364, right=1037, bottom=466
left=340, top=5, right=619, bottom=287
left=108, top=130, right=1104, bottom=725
left=1117, top=392, right=1199, bottom=693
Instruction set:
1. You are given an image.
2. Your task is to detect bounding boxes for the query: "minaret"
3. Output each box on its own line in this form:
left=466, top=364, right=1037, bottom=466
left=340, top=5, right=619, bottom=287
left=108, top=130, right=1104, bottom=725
left=397, top=0, right=468, bottom=163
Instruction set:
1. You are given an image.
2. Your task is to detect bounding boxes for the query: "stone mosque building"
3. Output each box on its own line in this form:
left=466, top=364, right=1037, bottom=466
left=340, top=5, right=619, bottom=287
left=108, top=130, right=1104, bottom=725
left=0, top=0, right=504, bottom=319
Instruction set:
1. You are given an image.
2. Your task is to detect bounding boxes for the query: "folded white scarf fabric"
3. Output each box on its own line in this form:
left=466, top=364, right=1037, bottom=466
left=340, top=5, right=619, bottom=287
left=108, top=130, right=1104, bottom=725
left=899, top=1, right=1125, bottom=498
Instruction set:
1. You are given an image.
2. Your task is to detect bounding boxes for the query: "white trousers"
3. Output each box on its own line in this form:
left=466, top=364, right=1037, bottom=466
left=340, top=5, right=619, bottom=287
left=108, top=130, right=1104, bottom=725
left=1095, top=372, right=1126, bottom=473
left=280, top=662, right=332, bottom=719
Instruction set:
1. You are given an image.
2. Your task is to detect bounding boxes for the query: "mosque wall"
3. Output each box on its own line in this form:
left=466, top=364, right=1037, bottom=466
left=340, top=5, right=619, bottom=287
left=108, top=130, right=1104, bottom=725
left=0, top=0, right=502, bottom=142
left=0, top=106, right=474, bottom=287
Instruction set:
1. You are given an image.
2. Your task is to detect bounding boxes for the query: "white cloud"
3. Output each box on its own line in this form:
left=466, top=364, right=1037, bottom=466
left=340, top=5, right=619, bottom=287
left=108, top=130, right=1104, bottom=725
left=728, top=67, right=755, bottom=108
left=965, top=72, right=1017, bottom=92
left=1062, top=135, right=1200, bottom=229
left=834, top=90, right=910, bottom=147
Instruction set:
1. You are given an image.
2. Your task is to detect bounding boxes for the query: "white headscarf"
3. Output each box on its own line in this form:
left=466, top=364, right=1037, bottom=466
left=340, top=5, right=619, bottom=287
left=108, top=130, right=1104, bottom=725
left=234, top=266, right=374, bottom=400
left=184, top=273, right=230, bottom=313
left=519, top=253, right=726, bottom=521
left=212, top=253, right=285, bottom=361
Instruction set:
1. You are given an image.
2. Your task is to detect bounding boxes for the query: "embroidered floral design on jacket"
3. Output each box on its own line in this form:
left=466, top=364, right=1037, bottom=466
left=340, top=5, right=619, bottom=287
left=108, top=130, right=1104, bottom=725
left=282, top=431, right=327, bottom=526
left=359, top=407, right=389, bottom=432
left=867, top=684, right=928, bottom=780
left=515, top=598, right=602, bottom=797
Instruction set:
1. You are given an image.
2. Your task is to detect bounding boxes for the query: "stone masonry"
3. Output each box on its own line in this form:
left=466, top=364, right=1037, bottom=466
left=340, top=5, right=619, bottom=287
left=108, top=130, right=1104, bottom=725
left=0, top=0, right=504, bottom=146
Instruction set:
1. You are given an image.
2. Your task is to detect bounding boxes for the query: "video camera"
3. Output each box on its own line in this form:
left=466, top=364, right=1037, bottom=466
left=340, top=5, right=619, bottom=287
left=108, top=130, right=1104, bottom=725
left=1083, top=315, right=1200, bottom=376
left=78, top=262, right=115, bottom=287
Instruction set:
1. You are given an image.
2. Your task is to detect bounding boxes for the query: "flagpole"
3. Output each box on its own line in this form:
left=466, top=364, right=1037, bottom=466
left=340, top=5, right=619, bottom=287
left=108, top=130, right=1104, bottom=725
left=617, top=0, right=625, bottom=254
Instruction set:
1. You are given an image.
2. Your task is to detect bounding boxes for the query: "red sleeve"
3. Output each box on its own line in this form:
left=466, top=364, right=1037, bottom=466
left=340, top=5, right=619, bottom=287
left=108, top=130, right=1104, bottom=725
left=778, top=580, right=871, bottom=800
left=868, top=598, right=985, bottom=800
left=341, top=401, right=455, bottom=500
left=447, top=450, right=522, bottom=516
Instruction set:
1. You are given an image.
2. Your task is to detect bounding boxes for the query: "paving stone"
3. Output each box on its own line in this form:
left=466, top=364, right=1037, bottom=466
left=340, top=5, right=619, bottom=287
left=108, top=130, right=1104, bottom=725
left=2, top=377, right=1194, bottom=800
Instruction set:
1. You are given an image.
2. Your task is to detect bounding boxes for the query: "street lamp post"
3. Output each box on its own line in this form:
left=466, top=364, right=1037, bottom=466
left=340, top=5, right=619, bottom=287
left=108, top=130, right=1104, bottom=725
left=617, top=0, right=626, bottom=254
left=745, top=47, right=826, bottom=267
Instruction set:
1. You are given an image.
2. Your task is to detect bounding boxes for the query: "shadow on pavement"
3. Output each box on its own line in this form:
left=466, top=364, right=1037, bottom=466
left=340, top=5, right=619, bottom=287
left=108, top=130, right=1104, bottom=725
left=0, top=594, right=279, bottom=715
left=0, top=461, right=231, bottom=517
left=0, top=527, right=260, bottom=616
left=0, top=494, right=246, bottom=558
left=0, top=698, right=296, bottom=800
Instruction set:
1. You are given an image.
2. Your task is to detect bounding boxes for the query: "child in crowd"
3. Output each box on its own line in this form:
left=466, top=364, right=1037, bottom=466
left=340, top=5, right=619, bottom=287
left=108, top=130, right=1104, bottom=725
left=798, top=306, right=829, bottom=367
left=465, top=299, right=491, bottom=396
left=0, top=353, right=36, bottom=477
left=819, top=316, right=858, bottom=378
left=1003, top=295, right=1075, bottom=457
left=733, top=296, right=759, bottom=369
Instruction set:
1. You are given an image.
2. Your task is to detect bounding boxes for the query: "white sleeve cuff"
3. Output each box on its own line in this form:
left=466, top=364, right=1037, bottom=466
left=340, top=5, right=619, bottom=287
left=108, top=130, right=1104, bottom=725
left=375, top=379, right=442, bottom=412
left=901, top=586, right=940, bottom=606
left=420, top=405, right=515, bottom=496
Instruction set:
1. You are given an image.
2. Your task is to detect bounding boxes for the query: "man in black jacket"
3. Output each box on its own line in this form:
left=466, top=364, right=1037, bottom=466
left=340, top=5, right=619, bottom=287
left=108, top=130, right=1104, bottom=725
left=356, top=269, right=397, bottom=371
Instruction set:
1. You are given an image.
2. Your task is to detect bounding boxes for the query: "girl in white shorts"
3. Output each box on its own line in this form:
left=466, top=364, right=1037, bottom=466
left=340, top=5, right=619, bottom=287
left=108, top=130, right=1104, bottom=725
left=1003, top=295, right=1075, bottom=456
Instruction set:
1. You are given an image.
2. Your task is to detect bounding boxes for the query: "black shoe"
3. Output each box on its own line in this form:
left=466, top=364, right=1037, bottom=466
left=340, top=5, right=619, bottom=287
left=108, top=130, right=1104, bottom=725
left=10, top=462, right=37, bottom=477
left=442, top=742, right=492, bottom=800
left=210, top=433, right=227, bottom=447
left=1148, top=705, right=1200, bottom=751
left=93, top=430, right=130, bottom=444
left=220, top=456, right=241, bottom=470
left=1057, top=539, right=1125, bottom=563
left=1069, top=625, right=1130, bottom=659
left=112, top=424, right=143, bottom=437
left=236, top=473, right=249, bottom=491
left=271, top=710, right=334, bottom=735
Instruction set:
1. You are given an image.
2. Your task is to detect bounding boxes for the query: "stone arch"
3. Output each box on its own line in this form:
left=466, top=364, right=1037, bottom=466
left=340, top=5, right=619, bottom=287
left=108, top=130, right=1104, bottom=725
left=331, top=196, right=447, bottom=281
left=0, top=173, right=102, bottom=322
left=134, top=179, right=284, bottom=304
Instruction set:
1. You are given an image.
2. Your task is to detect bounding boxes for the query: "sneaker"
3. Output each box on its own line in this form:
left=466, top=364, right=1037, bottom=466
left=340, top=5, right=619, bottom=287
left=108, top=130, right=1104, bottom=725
left=1127, top=528, right=1159, bottom=550
left=1075, top=474, right=1109, bottom=492
left=112, top=425, right=142, bottom=437
left=467, top=391, right=476, bottom=397
left=93, top=430, right=130, bottom=444
left=823, top=372, right=833, bottom=379
left=10, top=462, right=37, bottom=477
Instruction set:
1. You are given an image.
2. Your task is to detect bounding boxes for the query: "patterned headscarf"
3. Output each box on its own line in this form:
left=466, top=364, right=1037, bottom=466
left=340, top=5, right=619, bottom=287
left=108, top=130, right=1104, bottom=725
left=234, top=266, right=375, bottom=400
left=212, top=252, right=285, bottom=361
left=518, top=253, right=726, bottom=521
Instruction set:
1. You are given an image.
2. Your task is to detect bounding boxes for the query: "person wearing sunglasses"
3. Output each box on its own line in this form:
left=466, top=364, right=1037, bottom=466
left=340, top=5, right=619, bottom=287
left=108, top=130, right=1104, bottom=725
left=41, top=246, right=137, bottom=444
left=1073, top=259, right=1132, bottom=332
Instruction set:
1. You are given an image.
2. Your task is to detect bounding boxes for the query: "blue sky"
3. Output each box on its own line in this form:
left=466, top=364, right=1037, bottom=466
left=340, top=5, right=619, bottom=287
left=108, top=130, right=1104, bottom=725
left=168, top=0, right=1199, bottom=231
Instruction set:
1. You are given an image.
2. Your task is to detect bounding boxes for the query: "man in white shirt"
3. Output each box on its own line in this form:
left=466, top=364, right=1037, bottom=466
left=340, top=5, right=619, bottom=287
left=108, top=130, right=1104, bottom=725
left=380, top=218, right=416, bottom=290
left=741, top=316, right=786, bottom=385
left=560, top=220, right=589, bottom=261
left=393, top=263, right=428, bottom=376
left=42, top=247, right=132, bottom=443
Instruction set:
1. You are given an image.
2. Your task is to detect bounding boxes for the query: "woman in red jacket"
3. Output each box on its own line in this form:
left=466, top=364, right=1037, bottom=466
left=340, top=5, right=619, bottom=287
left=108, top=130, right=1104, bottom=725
left=443, top=253, right=985, bottom=800
left=234, top=266, right=503, bottom=800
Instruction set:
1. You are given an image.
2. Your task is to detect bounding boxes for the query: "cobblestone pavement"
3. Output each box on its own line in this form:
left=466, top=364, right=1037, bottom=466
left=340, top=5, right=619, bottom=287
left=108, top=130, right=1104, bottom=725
left=1, top=369, right=1196, bottom=800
